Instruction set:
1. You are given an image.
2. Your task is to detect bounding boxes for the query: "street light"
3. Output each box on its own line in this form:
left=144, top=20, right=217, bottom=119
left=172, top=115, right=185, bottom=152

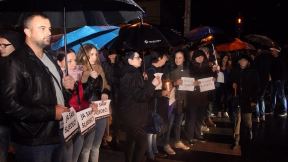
left=236, top=15, right=243, bottom=38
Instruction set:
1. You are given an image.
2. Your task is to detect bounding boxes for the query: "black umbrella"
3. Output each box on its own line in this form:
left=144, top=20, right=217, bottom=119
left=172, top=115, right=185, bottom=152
left=0, top=0, right=144, bottom=75
left=0, top=0, right=144, bottom=28
left=108, top=22, right=170, bottom=50
left=185, top=26, right=233, bottom=47
left=156, top=26, right=187, bottom=46
left=244, top=34, right=279, bottom=50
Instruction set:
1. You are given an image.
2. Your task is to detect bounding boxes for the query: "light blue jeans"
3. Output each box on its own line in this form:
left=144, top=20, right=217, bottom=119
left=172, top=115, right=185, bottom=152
left=76, top=129, right=96, bottom=162
left=147, top=134, right=158, bottom=159
left=0, top=125, right=9, bottom=162
left=89, top=118, right=107, bottom=162
left=271, top=80, right=287, bottom=113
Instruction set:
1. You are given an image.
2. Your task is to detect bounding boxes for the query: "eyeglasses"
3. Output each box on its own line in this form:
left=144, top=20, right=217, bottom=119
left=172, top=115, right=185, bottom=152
left=0, top=43, right=12, bottom=48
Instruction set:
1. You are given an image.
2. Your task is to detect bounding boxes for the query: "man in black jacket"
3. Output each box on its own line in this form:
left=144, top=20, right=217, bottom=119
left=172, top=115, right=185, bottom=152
left=0, top=13, right=75, bottom=162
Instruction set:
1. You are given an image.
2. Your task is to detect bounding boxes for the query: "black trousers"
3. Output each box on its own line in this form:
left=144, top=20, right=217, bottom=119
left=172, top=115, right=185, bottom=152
left=185, top=104, right=207, bottom=140
left=125, top=126, right=148, bottom=162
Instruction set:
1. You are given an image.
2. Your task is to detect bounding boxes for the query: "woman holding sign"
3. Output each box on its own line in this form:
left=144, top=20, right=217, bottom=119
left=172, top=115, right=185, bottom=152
left=76, top=44, right=110, bottom=162
left=185, top=50, right=215, bottom=145
left=57, top=49, right=98, bottom=162
left=163, top=49, right=191, bottom=155
left=119, top=51, right=161, bottom=162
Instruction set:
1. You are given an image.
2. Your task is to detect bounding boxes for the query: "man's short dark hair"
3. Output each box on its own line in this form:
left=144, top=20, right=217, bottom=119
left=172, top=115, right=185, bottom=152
left=22, top=12, right=49, bottom=29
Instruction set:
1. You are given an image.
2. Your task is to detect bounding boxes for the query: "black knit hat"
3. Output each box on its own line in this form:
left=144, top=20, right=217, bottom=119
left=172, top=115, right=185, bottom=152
left=0, top=30, right=23, bottom=49
left=192, top=49, right=206, bottom=60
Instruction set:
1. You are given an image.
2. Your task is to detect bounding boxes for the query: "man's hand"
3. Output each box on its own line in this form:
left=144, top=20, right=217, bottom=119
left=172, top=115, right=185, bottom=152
left=55, top=105, right=69, bottom=120
left=63, top=75, right=75, bottom=90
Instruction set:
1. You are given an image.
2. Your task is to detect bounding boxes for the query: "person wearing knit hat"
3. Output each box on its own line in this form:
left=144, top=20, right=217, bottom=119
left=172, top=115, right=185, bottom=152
left=0, top=30, right=23, bottom=57
left=191, top=49, right=206, bottom=61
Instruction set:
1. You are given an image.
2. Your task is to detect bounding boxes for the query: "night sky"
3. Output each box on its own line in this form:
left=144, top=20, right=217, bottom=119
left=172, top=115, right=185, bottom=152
left=160, top=0, right=287, bottom=44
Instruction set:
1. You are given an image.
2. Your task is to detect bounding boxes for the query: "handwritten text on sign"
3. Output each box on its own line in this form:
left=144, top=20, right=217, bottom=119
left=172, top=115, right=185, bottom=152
left=178, top=77, right=195, bottom=91
left=198, top=77, right=215, bottom=92
left=76, top=108, right=95, bottom=135
left=93, top=100, right=111, bottom=119
left=62, top=107, right=78, bottom=141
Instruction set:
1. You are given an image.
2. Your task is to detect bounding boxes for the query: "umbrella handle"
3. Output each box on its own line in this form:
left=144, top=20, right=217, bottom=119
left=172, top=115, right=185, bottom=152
left=80, top=43, right=94, bottom=71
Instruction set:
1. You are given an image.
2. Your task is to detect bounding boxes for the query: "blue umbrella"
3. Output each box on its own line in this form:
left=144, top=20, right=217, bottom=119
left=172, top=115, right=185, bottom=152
left=184, top=26, right=221, bottom=42
left=51, top=25, right=120, bottom=52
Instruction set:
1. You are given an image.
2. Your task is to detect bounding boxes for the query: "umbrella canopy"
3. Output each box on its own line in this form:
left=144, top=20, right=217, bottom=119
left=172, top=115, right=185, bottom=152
left=244, top=34, right=279, bottom=50
left=51, top=26, right=120, bottom=52
left=185, top=26, right=221, bottom=42
left=215, top=38, right=255, bottom=52
left=0, top=0, right=144, bottom=12
left=108, top=22, right=170, bottom=50
left=185, top=26, right=233, bottom=49
left=156, top=26, right=187, bottom=46
left=0, top=0, right=144, bottom=28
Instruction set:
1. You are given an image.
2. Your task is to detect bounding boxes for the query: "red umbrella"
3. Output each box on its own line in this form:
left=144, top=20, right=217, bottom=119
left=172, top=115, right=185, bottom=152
left=215, top=38, right=255, bottom=52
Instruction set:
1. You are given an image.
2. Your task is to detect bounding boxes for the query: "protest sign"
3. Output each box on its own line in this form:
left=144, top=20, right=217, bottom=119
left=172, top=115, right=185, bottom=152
left=198, top=77, right=215, bottom=92
left=62, top=107, right=78, bottom=142
left=154, top=73, right=163, bottom=90
left=178, top=77, right=195, bottom=91
left=76, top=108, right=96, bottom=135
left=93, top=100, right=111, bottom=120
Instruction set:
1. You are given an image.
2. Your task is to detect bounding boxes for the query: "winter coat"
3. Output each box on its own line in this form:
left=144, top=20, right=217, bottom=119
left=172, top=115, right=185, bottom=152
left=0, top=44, right=69, bottom=145
left=231, top=66, right=260, bottom=113
left=119, top=65, right=155, bottom=129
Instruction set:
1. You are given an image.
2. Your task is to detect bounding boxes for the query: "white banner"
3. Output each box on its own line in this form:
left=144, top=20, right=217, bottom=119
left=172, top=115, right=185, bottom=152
left=154, top=73, right=163, bottom=90
left=93, top=100, right=111, bottom=120
left=76, top=108, right=96, bottom=135
left=178, top=77, right=195, bottom=91
left=62, top=107, right=78, bottom=142
left=198, top=77, right=215, bottom=92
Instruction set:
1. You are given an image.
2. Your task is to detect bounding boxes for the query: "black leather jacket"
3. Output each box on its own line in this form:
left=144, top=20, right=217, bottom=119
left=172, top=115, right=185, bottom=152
left=0, top=44, right=67, bottom=145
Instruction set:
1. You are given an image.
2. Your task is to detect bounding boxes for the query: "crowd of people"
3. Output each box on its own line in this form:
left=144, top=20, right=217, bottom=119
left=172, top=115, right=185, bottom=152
left=0, top=12, right=287, bottom=162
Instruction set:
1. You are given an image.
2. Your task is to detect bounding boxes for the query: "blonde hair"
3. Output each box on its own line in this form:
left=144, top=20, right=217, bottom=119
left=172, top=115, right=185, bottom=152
left=76, top=43, right=110, bottom=91
left=76, top=44, right=101, bottom=69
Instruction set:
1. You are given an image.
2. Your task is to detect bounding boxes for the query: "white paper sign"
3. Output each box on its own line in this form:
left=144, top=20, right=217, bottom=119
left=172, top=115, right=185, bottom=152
left=178, top=77, right=195, bottom=91
left=76, top=108, right=96, bottom=135
left=198, top=77, right=215, bottom=92
left=217, top=71, right=224, bottom=83
left=154, top=73, right=163, bottom=90
left=62, top=107, right=78, bottom=142
left=93, top=100, right=111, bottom=120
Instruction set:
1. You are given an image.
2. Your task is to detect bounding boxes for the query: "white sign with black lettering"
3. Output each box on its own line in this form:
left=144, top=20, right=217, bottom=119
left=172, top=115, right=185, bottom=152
left=178, top=77, right=195, bottom=91
left=76, top=108, right=96, bottom=135
left=62, top=107, right=78, bottom=142
left=198, top=77, right=215, bottom=92
left=93, top=100, right=111, bottom=120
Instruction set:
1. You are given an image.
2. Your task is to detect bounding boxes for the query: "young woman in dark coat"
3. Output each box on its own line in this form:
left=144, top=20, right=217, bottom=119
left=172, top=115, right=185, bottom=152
left=185, top=50, right=215, bottom=144
left=119, top=51, right=161, bottom=162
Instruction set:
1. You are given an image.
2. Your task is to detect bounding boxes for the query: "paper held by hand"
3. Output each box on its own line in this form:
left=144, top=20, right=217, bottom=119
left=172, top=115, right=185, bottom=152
left=198, top=77, right=215, bottom=92
left=178, top=77, right=195, bottom=91
left=154, top=73, right=163, bottom=90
